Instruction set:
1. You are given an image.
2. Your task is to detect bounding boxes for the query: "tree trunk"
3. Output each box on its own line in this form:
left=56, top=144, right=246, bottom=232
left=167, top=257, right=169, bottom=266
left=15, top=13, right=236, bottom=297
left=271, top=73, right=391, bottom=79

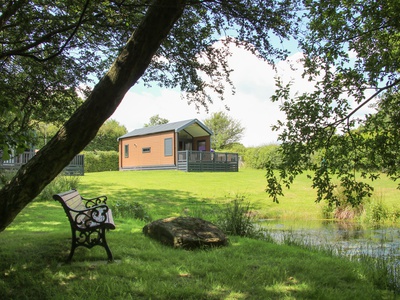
left=0, top=0, right=187, bottom=232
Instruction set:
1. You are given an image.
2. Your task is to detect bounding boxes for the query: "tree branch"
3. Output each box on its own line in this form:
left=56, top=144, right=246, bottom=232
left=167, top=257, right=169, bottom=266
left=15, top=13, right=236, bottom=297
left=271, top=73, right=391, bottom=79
left=331, top=78, right=400, bottom=128
left=0, top=0, right=90, bottom=61
left=0, top=0, right=28, bottom=29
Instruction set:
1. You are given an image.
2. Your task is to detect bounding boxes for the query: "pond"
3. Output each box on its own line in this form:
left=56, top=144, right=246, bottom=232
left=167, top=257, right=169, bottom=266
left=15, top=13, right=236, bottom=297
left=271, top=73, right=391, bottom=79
left=259, top=219, right=400, bottom=261
left=259, top=219, right=400, bottom=291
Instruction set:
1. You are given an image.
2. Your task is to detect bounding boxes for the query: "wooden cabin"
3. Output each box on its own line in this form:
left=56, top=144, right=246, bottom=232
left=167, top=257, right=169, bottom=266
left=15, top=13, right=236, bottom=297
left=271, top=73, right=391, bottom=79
left=118, top=119, right=238, bottom=172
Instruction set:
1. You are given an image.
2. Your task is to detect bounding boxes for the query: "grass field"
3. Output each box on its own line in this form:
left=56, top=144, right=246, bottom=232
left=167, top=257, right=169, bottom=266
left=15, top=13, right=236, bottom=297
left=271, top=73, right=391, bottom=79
left=78, top=168, right=400, bottom=222
left=0, top=168, right=399, bottom=299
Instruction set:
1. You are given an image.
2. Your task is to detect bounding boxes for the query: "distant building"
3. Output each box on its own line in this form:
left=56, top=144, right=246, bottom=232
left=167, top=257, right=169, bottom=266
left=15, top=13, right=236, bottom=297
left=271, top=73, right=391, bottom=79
left=118, top=119, right=238, bottom=172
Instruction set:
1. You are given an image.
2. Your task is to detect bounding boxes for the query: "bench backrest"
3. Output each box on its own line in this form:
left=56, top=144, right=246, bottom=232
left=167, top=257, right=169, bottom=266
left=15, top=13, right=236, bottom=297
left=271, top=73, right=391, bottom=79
left=53, top=189, right=87, bottom=226
left=53, top=189, right=85, bottom=210
left=53, top=189, right=115, bottom=231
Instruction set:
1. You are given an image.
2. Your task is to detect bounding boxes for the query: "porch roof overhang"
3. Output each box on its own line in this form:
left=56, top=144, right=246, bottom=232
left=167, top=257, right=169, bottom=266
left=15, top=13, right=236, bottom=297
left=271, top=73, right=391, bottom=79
left=176, top=120, right=212, bottom=138
left=118, top=119, right=212, bottom=140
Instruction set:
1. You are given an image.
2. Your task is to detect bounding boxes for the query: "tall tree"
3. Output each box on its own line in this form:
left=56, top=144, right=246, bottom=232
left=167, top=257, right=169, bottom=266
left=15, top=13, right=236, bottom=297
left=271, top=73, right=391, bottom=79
left=0, top=0, right=297, bottom=232
left=0, top=0, right=187, bottom=231
left=144, top=115, right=169, bottom=127
left=34, top=123, right=62, bottom=149
left=204, top=111, right=245, bottom=150
left=266, top=0, right=400, bottom=206
left=85, top=120, right=127, bottom=152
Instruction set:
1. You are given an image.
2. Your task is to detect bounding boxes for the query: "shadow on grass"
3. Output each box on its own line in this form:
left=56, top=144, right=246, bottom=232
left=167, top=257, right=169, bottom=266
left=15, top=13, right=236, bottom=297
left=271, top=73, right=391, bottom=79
left=0, top=189, right=394, bottom=299
left=81, top=186, right=224, bottom=220
left=0, top=216, right=391, bottom=299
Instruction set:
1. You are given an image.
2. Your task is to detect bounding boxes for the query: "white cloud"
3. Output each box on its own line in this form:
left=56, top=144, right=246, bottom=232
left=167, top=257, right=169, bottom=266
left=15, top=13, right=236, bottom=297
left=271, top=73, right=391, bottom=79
left=110, top=44, right=317, bottom=147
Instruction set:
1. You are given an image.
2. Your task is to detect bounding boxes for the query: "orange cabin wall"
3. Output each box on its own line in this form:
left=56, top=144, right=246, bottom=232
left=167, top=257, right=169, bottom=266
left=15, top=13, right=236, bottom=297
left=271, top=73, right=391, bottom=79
left=119, top=131, right=175, bottom=169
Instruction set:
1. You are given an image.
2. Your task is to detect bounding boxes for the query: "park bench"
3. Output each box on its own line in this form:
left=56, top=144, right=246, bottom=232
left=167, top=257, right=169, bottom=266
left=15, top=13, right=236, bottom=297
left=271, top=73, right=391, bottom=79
left=53, top=189, right=115, bottom=262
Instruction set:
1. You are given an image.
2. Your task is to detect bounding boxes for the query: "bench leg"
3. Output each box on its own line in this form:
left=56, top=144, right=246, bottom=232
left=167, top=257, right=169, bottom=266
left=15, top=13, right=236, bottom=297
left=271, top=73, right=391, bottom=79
left=66, top=245, right=76, bottom=262
left=66, top=227, right=113, bottom=262
left=100, top=228, right=113, bottom=262
left=66, top=228, right=78, bottom=262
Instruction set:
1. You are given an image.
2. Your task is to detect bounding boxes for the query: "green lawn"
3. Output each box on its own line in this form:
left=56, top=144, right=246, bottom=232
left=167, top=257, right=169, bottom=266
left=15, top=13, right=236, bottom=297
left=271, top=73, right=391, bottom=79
left=78, top=168, right=400, bottom=221
left=0, top=169, right=399, bottom=299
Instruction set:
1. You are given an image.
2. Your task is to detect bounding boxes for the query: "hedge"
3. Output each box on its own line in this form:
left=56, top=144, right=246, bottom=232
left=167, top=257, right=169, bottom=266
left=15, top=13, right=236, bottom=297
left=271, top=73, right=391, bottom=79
left=83, top=151, right=119, bottom=172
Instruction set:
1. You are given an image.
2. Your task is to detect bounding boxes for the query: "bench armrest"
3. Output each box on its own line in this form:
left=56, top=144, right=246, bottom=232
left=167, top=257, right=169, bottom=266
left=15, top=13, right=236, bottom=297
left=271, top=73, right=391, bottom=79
left=70, top=204, right=113, bottom=228
left=82, top=195, right=108, bottom=208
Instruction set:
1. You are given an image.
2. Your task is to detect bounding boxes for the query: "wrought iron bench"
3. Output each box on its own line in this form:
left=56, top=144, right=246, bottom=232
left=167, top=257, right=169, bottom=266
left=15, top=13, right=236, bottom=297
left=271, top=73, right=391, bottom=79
left=53, top=189, right=115, bottom=262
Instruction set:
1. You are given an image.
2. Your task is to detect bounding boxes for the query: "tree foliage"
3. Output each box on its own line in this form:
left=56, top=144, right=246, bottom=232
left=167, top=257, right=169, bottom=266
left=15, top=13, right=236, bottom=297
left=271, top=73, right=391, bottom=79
left=204, top=111, right=245, bottom=150
left=34, top=123, right=63, bottom=149
left=244, top=145, right=281, bottom=169
left=266, top=0, right=400, bottom=206
left=0, top=0, right=296, bottom=160
left=0, top=0, right=298, bottom=232
left=85, top=120, right=127, bottom=152
left=144, top=115, right=169, bottom=127
left=0, top=0, right=126, bottom=158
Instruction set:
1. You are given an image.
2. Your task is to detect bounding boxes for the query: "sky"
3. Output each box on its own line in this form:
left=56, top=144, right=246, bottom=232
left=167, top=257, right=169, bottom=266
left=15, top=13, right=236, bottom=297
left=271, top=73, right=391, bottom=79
left=109, top=42, right=373, bottom=147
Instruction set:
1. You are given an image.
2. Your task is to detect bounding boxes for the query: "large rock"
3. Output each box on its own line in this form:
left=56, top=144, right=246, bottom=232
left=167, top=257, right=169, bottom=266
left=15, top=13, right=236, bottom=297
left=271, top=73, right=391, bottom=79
left=143, top=217, right=228, bottom=249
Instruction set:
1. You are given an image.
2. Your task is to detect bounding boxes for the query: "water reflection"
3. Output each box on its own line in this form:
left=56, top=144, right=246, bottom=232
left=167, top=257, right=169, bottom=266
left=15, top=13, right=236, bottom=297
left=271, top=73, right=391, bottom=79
left=259, top=219, right=400, bottom=260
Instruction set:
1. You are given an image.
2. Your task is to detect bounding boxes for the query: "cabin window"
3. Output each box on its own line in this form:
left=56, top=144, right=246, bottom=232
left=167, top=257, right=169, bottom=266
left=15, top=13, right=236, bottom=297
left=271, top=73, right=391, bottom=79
left=164, top=138, right=173, bottom=156
left=142, top=147, right=151, bottom=153
left=124, top=144, right=129, bottom=158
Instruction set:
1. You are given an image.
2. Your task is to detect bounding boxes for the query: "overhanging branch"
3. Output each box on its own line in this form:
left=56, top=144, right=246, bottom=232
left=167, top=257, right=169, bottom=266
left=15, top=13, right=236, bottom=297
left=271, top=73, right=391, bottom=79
left=331, top=78, right=400, bottom=128
left=0, top=0, right=90, bottom=61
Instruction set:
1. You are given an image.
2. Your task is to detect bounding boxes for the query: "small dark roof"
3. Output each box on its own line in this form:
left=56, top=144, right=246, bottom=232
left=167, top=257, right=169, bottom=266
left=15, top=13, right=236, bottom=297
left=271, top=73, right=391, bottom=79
left=118, top=119, right=213, bottom=140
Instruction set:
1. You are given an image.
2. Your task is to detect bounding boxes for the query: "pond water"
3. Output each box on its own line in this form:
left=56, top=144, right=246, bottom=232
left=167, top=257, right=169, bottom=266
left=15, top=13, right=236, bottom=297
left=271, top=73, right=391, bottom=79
left=258, top=219, right=400, bottom=292
left=259, top=219, right=400, bottom=261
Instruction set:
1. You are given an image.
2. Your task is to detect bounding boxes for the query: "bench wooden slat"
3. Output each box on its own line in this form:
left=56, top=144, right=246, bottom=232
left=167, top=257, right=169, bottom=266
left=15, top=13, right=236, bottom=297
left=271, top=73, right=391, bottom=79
left=55, top=190, right=84, bottom=210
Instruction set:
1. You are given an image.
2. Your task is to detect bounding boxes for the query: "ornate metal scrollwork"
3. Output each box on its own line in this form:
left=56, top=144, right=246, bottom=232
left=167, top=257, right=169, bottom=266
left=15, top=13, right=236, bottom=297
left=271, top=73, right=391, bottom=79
left=83, top=195, right=108, bottom=208
left=75, top=228, right=104, bottom=248
left=73, top=206, right=109, bottom=229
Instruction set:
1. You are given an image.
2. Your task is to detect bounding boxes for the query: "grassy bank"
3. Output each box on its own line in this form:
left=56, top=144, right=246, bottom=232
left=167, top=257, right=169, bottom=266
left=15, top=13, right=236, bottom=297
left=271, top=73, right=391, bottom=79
left=0, top=202, right=395, bottom=299
left=1, top=169, right=399, bottom=299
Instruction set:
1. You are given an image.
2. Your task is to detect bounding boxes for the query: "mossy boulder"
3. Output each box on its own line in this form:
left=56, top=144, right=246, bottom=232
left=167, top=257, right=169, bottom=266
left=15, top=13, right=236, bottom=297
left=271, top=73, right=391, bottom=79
left=143, top=216, right=228, bottom=249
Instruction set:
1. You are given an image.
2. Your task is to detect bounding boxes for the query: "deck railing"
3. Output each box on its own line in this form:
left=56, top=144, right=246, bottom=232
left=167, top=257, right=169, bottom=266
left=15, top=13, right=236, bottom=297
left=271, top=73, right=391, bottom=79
left=0, top=150, right=35, bottom=169
left=177, top=150, right=238, bottom=172
left=0, top=151, right=85, bottom=175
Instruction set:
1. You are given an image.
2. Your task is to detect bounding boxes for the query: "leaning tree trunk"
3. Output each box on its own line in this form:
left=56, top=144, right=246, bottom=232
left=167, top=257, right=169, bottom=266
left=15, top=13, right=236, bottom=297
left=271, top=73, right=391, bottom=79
left=0, top=0, right=187, bottom=232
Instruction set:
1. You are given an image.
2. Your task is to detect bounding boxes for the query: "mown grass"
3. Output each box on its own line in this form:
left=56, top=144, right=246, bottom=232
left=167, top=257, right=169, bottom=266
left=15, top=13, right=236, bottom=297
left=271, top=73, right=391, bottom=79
left=76, top=169, right=321, bottom=221
left=78, top=168, right=400, bottom=221
left=0, top=203, right=395, bottom=299
left=1, top=169, right=399, bottom=299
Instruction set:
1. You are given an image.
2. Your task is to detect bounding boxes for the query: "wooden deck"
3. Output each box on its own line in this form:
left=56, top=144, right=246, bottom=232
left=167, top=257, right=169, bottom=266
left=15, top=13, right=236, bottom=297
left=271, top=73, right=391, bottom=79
left=0, top=151, right=85, bottom=175
left=177, top=151, right=238, bottom=172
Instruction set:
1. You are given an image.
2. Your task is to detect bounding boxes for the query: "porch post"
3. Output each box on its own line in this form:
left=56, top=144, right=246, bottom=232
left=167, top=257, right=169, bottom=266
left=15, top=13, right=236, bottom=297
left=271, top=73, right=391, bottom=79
left=186, top=150, right=189, bottom=172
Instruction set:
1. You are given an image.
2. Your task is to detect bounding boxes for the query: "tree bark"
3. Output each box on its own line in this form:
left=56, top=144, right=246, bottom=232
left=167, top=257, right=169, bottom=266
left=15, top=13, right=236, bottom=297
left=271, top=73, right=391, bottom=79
left=0, top=0, right=187, bottom=232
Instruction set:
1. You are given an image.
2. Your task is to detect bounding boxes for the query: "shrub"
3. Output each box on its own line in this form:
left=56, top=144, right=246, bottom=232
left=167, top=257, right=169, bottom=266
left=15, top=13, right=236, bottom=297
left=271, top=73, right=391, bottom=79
left=243, top=145, right=281, bottom=169
left=321, top=203, right=334, bottom=219
left=216, top=195, right=261, bottom=238
left=325, top=185, right=365, bottom=220
left=363, top=199, right=389, bottom=224
left=83, top=150, right=119, bottom=172
left=389, top=206, right=400, bottom=222
left=0, top=170, right=17, bottom=188
left=113, top=201, right=153, bottom=222
left=37, top=174, right=80, bottom=201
